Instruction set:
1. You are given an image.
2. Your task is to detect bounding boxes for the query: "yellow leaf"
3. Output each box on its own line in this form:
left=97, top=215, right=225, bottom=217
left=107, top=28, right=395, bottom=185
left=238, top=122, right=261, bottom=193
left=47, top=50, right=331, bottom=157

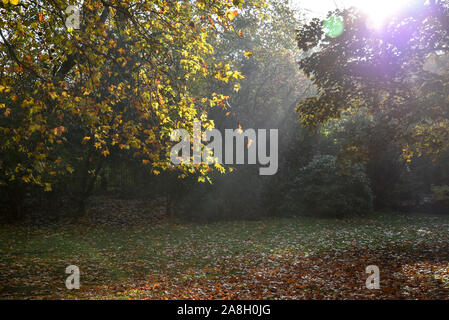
left=243, top=51, right=253, bottom=58
left=226, top=10, right=238, bottom=21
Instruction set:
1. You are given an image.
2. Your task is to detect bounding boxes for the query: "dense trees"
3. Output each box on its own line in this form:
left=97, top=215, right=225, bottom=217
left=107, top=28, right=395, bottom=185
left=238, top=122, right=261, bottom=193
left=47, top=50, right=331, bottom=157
left=1, top=0, right=449, bottom=220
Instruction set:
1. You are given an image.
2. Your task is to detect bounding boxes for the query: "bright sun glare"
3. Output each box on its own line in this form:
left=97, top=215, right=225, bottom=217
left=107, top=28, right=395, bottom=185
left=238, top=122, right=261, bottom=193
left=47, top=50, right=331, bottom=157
left=350, top=0, right=410, bottom=29
left=298, top=0, right=411, bottom=29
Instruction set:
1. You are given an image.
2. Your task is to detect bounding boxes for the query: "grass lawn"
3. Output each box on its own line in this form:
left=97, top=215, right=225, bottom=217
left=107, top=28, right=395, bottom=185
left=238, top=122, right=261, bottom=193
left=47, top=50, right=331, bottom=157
left=1, top=212, right=449, bottom=299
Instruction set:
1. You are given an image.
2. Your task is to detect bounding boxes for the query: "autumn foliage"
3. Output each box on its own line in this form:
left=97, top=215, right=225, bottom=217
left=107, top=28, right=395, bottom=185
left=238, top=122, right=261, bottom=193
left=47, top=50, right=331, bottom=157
left=0, top=0, right=248, bottom=212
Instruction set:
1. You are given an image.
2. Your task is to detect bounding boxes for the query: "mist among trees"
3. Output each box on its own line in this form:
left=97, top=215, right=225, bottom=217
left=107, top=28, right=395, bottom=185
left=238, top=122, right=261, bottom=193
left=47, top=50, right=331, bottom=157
left=1, top=0, right=449, bottom=300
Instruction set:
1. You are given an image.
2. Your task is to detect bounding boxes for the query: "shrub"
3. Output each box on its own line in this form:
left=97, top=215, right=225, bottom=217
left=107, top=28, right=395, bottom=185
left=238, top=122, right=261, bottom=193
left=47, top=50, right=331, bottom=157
left=431, top=185, right=449, bottom=202
left=284, top=155, right=373, bottom=217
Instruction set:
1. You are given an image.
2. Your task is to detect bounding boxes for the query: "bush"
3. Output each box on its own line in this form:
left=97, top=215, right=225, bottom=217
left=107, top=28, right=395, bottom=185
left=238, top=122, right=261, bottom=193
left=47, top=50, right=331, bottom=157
left=431, top=185, right=449, bottom=202
left=284, top=155, right=373, bottom=217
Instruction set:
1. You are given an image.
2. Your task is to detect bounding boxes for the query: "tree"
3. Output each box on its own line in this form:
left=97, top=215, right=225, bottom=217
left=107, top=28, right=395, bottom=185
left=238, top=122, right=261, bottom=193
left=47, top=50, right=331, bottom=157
left=295, top=0, right=449, bottom=162
left=325, top=111, right=406, bottom=209
left=0, top=0, right=253, bottom=215
left=284, top=155, right=373, bottom=217
left=209, top=0, right=311, bottom=130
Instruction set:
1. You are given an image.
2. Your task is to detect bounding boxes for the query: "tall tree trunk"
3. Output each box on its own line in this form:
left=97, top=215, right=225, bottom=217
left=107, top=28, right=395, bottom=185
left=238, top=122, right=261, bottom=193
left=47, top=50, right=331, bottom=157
left=75, top=154, right=105, bottom=218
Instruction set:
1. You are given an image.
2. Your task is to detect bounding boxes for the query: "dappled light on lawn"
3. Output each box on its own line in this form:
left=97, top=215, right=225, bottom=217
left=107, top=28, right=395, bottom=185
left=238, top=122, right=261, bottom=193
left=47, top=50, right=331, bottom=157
left=1, top=214, right=449, bottom=299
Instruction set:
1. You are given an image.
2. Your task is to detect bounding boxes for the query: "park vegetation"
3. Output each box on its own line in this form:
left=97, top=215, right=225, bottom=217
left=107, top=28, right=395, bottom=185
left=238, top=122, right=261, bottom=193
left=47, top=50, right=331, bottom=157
left=1, top=0, right=449, bottom=300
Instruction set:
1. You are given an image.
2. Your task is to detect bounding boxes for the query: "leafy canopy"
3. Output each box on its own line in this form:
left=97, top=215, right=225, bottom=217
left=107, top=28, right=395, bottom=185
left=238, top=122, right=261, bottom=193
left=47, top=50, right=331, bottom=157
left=296, top=0, right=449, bottom=161
left=0, top=0, right=255, bottom=189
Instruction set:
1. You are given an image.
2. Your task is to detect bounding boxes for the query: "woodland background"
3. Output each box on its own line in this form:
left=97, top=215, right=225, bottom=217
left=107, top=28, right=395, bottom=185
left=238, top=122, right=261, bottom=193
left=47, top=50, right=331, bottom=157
left=1, top=0, right=449, bottom=299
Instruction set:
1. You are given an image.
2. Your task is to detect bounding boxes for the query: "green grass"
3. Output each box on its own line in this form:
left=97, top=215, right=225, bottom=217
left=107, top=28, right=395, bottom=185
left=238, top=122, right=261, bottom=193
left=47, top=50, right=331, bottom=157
left=1, top=212, right=449, bottom=299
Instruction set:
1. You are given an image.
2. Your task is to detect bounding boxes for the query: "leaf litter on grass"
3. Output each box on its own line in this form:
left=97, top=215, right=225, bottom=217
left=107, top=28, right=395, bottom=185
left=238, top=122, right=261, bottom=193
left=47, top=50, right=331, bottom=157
left=1, top=213, right=449, bottom=299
